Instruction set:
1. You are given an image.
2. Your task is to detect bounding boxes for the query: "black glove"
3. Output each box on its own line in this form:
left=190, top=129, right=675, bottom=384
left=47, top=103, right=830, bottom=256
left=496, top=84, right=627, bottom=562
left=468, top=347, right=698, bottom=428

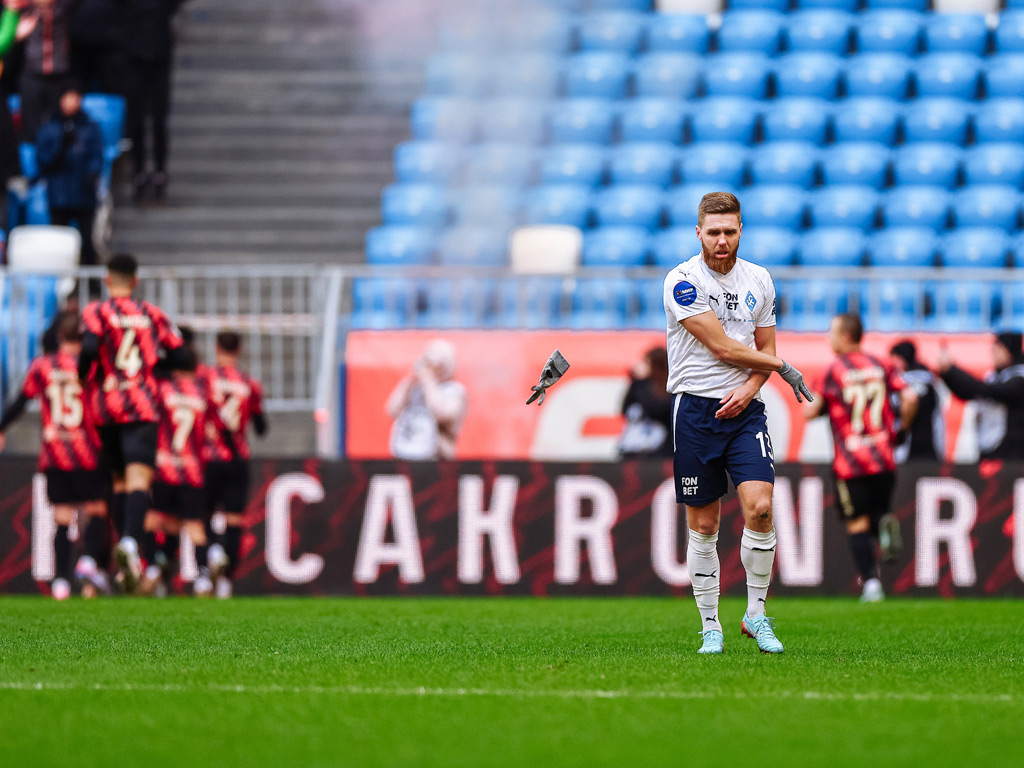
left=527, top=350, right=570, bottom=406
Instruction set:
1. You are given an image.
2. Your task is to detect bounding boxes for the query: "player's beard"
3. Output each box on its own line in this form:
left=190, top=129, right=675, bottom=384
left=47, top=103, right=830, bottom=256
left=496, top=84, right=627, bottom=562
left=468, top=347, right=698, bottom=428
left=701, top=242, right=738, bottom=275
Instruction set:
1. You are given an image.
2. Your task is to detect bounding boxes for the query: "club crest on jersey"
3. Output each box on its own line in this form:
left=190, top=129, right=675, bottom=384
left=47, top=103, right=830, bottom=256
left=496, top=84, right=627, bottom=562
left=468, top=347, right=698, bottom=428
left=673, top=281, right=697, bottom=307
left=745, top=291, right=757, bottom=312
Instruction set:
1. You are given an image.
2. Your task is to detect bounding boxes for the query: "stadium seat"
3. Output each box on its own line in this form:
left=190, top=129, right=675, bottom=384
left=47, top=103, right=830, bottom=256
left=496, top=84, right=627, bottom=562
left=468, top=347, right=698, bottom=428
left=24, top=184, right=50, bottom=225
left=798, top=228, right=866, bottom=267
left=892, top=143, right=962, bottom=188
left=592, top=185, right=664, bottom=229
left=523, top=185, right=592, bottom=228
left=564, top=53, right=632, bottom=99
left=932, top=280, right=1000, bottom=332
left=550, top=99, right=617, bottom=144
left=902, top=98, right=973, bottom=145
left=797, top=0, right=858, bottom=10
left=867, top=228, right=938, bottom=267
left=784, top=10, right=855, bottom=54
left=729, top=0, right=788, bottom=10
left=579, top=12, right=647, bottom=54
left=18, top=143, right=38, bottom=179
left=784, top=279, right=852, bottom=332
left=504, top=11, right=576, bottom=54
left=620, top=99, right=687, bottom=143
left=509, top=225, right=582, bottom=274
left=923, top=13, right=989, bottom=56
left=741, top=186, right=807, bottom=230
left=665, top=185, right=739, bottom=228
left=365, top=226, right=435, bottom=266
left=633, top=53, right=702, bottom=99
left=865, top=0, right=928, bottom=10
left=497, top=277, right=564, bottom=329
left=571, top=278, right=635, bottom=331
left=762, top=98, right=831, bottom=144
left=689, top=98, right=760, bottom=144
left=749, top=142, right=819, bottom=188
left=821, top=144, right=891, bottom=189
left=81, top=93, right=126, bottom=159
left=590, top=0, right=652, bottom=10
left=914, top=53, right=983, bottom=100
left=941, top=228, right=1011, bottom=269
left=350, top=277, right=417, bottom=329
left=421, top=277, right=503, bottom=329
left=716, top=11, right=785, bottom=56
left=833, top=98, right=902, bottom=145
left=581, top=227, right=651, bottom=267
left=449, top=186, right=522, bottom=227
left=540, top=144, right=607, bottom=186
left=411, top=99, right=479, bottom=142
left=844, top=53, right=914, bottom=100
left=984, top=55, right=1024, bottom=99
left=652, top=227, right=695, bottom=267
left=478, top=100, right=548, bottom=144
left=995, top=11, right=1024, bottom=53
left=856, top=10, right=923, bottom=56
left=646, top=14, right=710, bottom=54
left=859, top=278, right=932, bottom=329
left=773, top=53, right=844, bottom=100
left=679, top=142, right=748, bottom=187
left=1001, top=279, right=1024, bottom=326
left=462, top=143, right=537, bottom=186
left=974, top=99, right=1024, bottom=144
left=739, top=227, right=798, bottom=267
left=437, top=227, right=509, bottom=267
left=702, top=53, right=771, bottom=99
left=609, top=143, right=679, bottom=187
left=491, top=55, right=563, bottom=98
left=809, top=186, right=880, bottom=229
left=883, top=186, right=951, bottom=229
left=394, top=141, right=461, bottom=183
left=963, top=144, right=1024, bottom=187
left=952, top=185, right=1020, bottom=230
left=426, top=54, right=491, bottom=97
left=381, top=184, right=450, bottom=227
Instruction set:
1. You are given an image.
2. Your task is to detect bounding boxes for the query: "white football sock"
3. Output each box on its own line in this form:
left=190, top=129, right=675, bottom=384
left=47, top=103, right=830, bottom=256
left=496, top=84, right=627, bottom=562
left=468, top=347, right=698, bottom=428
left=687, top=529, right=721, bottom=632
left=741, top=527, right=776, bottom=618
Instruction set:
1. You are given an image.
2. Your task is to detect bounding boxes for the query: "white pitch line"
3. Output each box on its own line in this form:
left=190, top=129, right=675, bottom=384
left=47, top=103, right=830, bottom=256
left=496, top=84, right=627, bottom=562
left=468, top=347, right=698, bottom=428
left=0, top=681, right=1018, bottom=704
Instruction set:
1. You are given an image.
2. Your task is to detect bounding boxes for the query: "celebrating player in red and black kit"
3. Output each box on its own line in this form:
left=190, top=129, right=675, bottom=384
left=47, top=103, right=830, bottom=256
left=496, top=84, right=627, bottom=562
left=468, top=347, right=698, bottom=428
left=201, top=331, right=267, bottom=598
left=805, top=314, right=918, bottom=603
left=78, top=254, right=187, bottom=591
left=0, top=313, right=111, bottom=599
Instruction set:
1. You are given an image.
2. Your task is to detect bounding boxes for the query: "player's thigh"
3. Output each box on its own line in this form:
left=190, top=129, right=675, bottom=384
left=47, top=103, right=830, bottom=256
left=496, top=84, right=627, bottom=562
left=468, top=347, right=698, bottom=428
left=221, top=461, right=250, bottom=514
left=723, top=402, right=776, bottom=490
left=122, top=422, right=159, bottom=470
left=866, top=471, right=897, bottom=533
left=673, top=395, right=729, bottom=506
left=834, top=475, right=880, bottom=530
left=44, top=469, right=76, bottom=507
left=151, top=482, right=174, bottom=515
left=97, top=426, right=125, bottom=476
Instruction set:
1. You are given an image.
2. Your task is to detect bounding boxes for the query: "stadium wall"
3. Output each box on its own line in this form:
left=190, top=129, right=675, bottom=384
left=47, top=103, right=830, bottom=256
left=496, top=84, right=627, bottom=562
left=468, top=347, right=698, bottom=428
left=1, top=458, right=1021, bottom=597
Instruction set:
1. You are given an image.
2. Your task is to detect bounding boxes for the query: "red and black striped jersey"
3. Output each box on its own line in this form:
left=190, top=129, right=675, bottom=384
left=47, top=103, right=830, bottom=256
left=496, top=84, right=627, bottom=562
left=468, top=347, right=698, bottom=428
left=21, top=352, right=102, bottom=471
left=155, top=375, right=213, bottom=488
left=820, top=351, right=906, bottom=480
left=81, top=297, right=183, bottom=425
left=200, top=364, right=264, bottom=461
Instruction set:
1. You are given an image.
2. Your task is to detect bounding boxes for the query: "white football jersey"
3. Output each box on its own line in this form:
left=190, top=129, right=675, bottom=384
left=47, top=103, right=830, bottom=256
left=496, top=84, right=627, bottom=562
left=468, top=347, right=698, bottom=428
left=663, top=253, right=777, bottom=399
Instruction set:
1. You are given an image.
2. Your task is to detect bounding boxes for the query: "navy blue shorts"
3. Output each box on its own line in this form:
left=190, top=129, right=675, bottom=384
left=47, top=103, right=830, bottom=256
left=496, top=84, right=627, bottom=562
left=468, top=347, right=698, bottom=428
left=672, top=393, right=776, bottom=506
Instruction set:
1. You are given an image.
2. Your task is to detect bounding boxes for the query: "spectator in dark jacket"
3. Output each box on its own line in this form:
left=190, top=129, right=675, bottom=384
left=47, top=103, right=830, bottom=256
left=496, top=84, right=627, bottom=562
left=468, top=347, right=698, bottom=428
left=36, top=86, right=103, bottom=265
left=618, top=346, right=673, bottom=458
left=939, top=331, right=1024, bottom=461
left=70, top=0, right=124, bottom=94
left=890, top=340, right=944, bottom=462
left=18, top=0, right=79, bottom=141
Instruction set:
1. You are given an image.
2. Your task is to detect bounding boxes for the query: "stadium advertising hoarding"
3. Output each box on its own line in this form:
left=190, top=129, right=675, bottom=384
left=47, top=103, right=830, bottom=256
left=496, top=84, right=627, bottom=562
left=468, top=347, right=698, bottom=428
left=1, top=458, right=1021, bottom=597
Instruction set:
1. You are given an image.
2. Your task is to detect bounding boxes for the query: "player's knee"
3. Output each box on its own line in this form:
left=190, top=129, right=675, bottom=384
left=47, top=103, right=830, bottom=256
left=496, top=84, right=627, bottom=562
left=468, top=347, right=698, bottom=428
left=184, top=521, right=207, bottom=545
left=53, top=506, right=74, bottom=526
left=749, top=497, right=772, bottom=523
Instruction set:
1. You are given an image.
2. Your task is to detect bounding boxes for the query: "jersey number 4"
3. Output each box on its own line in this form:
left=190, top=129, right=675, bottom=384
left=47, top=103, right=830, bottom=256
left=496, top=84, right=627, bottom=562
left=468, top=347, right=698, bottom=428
left=842, top=380, right=885, bottom=434
left=115, top=329, right=143, bottom=378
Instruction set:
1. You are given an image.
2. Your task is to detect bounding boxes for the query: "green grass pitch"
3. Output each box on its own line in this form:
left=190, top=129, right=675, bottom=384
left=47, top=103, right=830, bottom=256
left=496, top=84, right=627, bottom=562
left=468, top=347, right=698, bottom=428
left=0, top=597, right=1020, bottom=768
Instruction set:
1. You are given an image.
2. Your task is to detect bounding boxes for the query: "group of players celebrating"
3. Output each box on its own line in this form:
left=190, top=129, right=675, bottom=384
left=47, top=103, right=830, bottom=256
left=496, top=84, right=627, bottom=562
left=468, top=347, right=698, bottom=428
left=0, top=254, right=266, bottom=599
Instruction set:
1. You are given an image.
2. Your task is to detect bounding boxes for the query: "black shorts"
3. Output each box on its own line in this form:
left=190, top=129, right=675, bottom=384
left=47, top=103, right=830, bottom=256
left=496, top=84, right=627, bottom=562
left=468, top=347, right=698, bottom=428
left=834, top=471, right=896, bottom=528
left=152, top=482, right=207, bottom=521
left=44, top=469, right=108, bottom=505
left=205, top=460, right=250, bottom=514
left=97, top=422, right=159, bottom=472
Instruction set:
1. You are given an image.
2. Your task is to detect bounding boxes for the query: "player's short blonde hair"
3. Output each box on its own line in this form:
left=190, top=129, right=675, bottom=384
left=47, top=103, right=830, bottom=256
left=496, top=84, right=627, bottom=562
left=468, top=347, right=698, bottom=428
left=698, top=192, right=741, bottom=226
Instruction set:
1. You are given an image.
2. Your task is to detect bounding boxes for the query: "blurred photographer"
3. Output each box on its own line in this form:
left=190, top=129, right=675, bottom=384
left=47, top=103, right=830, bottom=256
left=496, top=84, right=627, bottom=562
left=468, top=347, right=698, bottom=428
left=889, top=340, right=943, bottom=462
left=618, top=345, right=673, bottom=458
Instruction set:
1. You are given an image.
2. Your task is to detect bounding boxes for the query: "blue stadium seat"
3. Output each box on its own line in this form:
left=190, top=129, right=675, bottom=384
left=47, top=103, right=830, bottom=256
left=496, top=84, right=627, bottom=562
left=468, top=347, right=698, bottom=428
left=1001, top=279, right=1024, bottom=326
left=564, top=53, right=632, bottom=99
left=784, top=279, right=852, bottom=332
left=365, top=226, right=435, bottom=266
left=884, top=186, right=951, bottom=229
left=867, top=228, right=938, bottom=267
left=860, top=279, right=932, bottom=329
left=381, top=184, right=449, bottom=227
left=810, top=186, right=880, bottom=229
left=492, top=55, right=563, bottom=98
left=773, top=53, right=844, bottom=100
left=590, top=0, right=652, bottom=10
left=620, top=99, right=687, bottom=143
left=523, top=185, right=592, bottom=228
left=689, top=98, right=760, bottom=144
left=498, top=277, right=564, bottom=329
left=964, top=144, right=1024, bottom=187
left=478, top=100, right=548, bottom=144
left=924, top=14, right=989, bottom=56
left=833, top=98, right=902, bottom=145
left=609, top=143, right=679, bottom=187
left=797, top=0, right=858, bottom=9
left=821, top=143, right=891, bottom=189
left=632, top=276, right=668, bottom=329
left=932, top=280, right=1000, bottom=332
left=984, top=55, right=1024, bottom=99
left=914, top=54, right=983, bottom=100
left=865, top=0, right=928, bottom=10
left=463, top=143, right=537, bottom=186
left=702, top=53, right=771, bottom=99
left=411, top=99, right=479, bottom=142
left=652, top=227, right=696, bottom=267
left=592, top=185, right=664, bottom=229
left=844, top=53, right=914, bottom=100
left=394, top=141, right=461, bottom=183
left=679, top=143, right=748, bottom=188
left=633, top=53, right=702, bottom=99
left=856, top=10, right=923, bottom=56
left=571, top=278, right=636, bottom=331
left=350, top=277, right=417, bottom=329
left=995, top=11, right=1024, bottom=53
left=579, top=12, right=647, bottom=54
left=665, top=185, right=739, bottom=229
left=716, top=11, right=785, bottom=56
left=798, top=228, right=865, bottom=267
left=975, top=99, right=1024, bottom=144
left=449, top=186, right=522, bottom=228
left=785, top=10, right=855, bottom=54
left=740, top=227, right=798, bottom=267
left=421, top=277, right=502, bottom=329
left=581, top=227, right=651, bottom=267
left=426, top=54, right=491, bottom=97
left=741, top=186, right=807, bottom=230
left=540, top=144, right=606, bottom=186
left=646, top=14, right=710, bottom=54
left=941, top=229, right=1011, bottom=269
left=892, top=143, right=962, bottom=188
left=81, top=93, right=126, bottom=160
left=18, top=143, right=38, bottom=179
left=437, top=228, right=509, bottom=267
left=25, top=183, right=51, bottom=225
left=952, top=186, right=1020, bottom=230
left=762, top=98, right=831, bottom=144
left=504, top=12, right=576, bottom=54
left=550, top=99, right=617, bottom=144
left=730, top=0, right=788, bottom=10
left=902, top=98, right=972, bottom=144
left=749, top=142, right=819, bottom=188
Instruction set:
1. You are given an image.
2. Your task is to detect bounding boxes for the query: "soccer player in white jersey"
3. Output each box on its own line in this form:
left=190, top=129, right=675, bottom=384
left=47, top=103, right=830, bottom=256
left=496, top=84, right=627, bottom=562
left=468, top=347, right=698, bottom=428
left=663, top=192, right=812, bottom=655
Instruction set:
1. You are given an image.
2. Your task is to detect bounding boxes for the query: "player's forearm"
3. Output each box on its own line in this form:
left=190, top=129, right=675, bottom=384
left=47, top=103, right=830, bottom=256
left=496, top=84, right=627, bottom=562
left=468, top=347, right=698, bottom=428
left=899, top=390, right=919, bottom=429
left=385, top=377, right=414, bottom=418
left=78, top=332, right=99, bottom=381
left=714, top=339, right=782, bottom=372
left=0, top=391, right=29, bottom=432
